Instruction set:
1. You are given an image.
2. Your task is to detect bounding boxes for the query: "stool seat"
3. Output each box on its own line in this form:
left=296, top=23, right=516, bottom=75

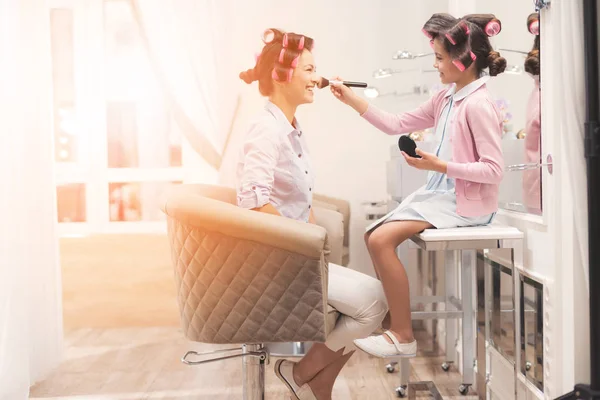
left=415, top=224, right=524, bottom=241
left=410, top=223, right=524, bottom=251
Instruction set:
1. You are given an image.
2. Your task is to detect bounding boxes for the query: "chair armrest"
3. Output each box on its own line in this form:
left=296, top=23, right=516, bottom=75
left=162, top=191, right=327, bottom=260
left=313, top=193, right=351, bottom=247
left=313, top=206, right=344, bottom=265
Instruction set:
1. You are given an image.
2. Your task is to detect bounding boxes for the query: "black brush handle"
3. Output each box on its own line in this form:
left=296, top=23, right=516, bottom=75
left=342, top=81, right=368, bottom=88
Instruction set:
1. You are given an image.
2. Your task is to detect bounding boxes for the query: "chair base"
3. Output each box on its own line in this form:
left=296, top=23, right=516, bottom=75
left=266, top=341, right=312, bottom=357
left=181, top=343, right=269, bottom=400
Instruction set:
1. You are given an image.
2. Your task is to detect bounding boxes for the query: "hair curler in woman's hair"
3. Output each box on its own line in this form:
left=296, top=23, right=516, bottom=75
left=283, top=34, right=305, bottom=50
left=262, top=29, right=275, bottom=44
left=484, top=19, right=501, bottom=37
left=272, top=68, right=293, bottom=83
left=529, top=19, right=539, bottom=35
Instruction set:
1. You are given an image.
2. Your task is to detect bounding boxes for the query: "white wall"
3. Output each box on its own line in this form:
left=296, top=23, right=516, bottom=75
left=220, top=0, right=447, bottom=275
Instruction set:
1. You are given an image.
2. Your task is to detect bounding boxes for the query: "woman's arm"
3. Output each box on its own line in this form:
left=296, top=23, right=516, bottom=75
left=237, top=120, right=281, bottom=210
left=446, top=99, right=504, bottom=184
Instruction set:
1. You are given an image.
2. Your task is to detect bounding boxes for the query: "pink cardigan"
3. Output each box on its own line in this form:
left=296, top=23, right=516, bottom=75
left=361, top=84, right=504, bottom=217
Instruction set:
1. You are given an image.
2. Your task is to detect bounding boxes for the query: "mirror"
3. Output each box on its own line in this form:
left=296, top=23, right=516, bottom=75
left=519, top=274, right=544, bottom=391
left=481, top=3, right=542, bottom=215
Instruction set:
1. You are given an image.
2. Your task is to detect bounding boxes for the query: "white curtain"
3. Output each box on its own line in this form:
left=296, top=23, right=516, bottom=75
left=0, top=0, right=64, bottom=399
left=131, top=0, right=238, bottom=170
left=550, top=0, right=589, bottom=291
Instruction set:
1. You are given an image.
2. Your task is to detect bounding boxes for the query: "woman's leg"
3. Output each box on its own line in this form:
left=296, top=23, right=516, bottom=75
left=365, top=220, right=432, bottom=343
left=305, top=349, right=355, bottom=400
left=292, top=264, right=387, bottom=395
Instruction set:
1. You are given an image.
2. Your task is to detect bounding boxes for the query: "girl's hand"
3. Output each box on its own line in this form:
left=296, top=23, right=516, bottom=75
left=329, top=76, right=356, bottom=105
left=402, top=148, right=448, bottom=173
left=329, top=76, right=368, bottom=114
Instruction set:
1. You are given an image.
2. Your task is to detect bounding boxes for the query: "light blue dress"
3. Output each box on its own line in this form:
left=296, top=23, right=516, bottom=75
left=367, top=77, right=495, bottom=232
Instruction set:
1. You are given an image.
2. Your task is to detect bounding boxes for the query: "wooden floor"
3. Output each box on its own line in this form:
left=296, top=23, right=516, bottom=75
left=30, top=328, right=479, bottom=400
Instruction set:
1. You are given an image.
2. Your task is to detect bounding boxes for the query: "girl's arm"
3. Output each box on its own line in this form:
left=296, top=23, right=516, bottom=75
left=331, top=81, right=441, bottom=135
left=359, top=95, right=438, bottom=135
left=446, top=99, right=504, bottom=184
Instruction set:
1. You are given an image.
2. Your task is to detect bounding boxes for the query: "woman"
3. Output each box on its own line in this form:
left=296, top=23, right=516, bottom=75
left=237, top=28, right=387, bottom=400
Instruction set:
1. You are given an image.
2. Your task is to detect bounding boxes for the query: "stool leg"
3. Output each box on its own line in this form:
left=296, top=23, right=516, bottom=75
left=444, top=250, right=458, bottom=369
left=243, top=344, right=266, bottom=400
left=460, top=250, right=476, bottom=391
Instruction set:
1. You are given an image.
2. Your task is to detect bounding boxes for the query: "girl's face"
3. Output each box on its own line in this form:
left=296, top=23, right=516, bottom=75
left=432, top=37, right=463, bottom=85
left=277, top=49, right=320, bottom=105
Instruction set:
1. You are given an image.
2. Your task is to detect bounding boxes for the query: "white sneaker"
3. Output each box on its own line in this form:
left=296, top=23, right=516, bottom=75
left=353, top=330, right=417, bottom=358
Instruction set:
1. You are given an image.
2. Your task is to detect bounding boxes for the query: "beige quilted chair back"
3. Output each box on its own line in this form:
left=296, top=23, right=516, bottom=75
left=162, top=184, right=333, bottom=345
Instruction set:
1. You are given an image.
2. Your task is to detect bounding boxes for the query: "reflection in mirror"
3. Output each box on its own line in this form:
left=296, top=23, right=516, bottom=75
left=482, top=253, right=515, bottom=362
left=497, top=10, right=542, bottom=214
left=520, top=274, right=544, bottom=391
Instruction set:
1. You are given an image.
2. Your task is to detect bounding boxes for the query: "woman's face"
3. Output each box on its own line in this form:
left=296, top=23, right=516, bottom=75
left=278, top=49, right=320, bottom=105
left=432, top=37, right=462, bottom=85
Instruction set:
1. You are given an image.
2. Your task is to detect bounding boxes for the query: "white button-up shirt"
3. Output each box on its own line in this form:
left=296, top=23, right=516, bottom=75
left=236, top=101, right=315, bottom=222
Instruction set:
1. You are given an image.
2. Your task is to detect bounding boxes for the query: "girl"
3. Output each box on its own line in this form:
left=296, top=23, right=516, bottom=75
left=237, top=28, right=387, bottom=400
left=330, top=13, right=506, bottom=358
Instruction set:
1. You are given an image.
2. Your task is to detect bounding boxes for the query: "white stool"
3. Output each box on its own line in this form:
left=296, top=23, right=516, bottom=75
left=387, top=224, right=523, bottom=398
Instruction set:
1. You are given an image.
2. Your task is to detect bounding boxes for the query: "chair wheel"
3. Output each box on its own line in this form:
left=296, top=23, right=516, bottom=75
left=386, top=363, right=397, bottom=373
left=441, top=362, right=450, bottom=372
left=459, top=384, right=470, bottom=395
left=395, top=386, right=407, bottom=398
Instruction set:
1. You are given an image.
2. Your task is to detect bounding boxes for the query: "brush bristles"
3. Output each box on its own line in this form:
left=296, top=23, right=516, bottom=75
left=317, top=77, right=329, bottom=89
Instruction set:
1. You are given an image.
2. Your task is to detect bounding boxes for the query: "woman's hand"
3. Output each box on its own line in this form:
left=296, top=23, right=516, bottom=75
left=402, top=148, right=448, bottom=173
left=329, top=76, right=368, bottom=114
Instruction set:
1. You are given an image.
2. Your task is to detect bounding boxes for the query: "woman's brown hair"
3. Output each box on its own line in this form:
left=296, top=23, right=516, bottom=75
left=239, top=28, right=315, bottom=96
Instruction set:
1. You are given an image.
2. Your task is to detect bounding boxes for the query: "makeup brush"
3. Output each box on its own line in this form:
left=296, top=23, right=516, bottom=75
left=317, top=77, right=368, bottom=89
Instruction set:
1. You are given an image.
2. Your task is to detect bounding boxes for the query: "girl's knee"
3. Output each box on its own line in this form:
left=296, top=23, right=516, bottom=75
left=363, top=231, right=371, bottom=247
left=366, top=229, right=394, bottom=253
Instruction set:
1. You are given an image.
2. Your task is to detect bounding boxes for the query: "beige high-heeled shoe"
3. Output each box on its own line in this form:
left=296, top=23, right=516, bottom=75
left=274, top=359, right=317, bottom=400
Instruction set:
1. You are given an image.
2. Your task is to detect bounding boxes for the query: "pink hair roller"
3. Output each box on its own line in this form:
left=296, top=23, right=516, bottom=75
left=271, top=68, right=294, bottom=83
left=462, top=21, right=470, bottom=35
left=452, top=51, right=476, bottom=72
left=422, top=28, right=433, bottom=39
left=262, top=29, right=275, bottom=44
left=529, top=20, right=539, bottom=35
left=279, top=49, right=285, bottom=64
left=485, top=20, right=501, bottom=37
left=283, top=33, right=289, bottom=48
left=445, top=33, right=457, bottom=45
left=290, top=55, right=300, bottom=68
left=297, top=36, right=305, bottom=50
left=452, top=59, right=466, bottom=72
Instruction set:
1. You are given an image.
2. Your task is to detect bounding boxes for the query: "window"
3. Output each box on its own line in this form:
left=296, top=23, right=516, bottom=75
left=50, top=0, right=211, bottom=235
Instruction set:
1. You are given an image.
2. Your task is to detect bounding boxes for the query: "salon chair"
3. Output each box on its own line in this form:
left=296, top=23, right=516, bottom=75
left=161, top=184, right=339, bottom=399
